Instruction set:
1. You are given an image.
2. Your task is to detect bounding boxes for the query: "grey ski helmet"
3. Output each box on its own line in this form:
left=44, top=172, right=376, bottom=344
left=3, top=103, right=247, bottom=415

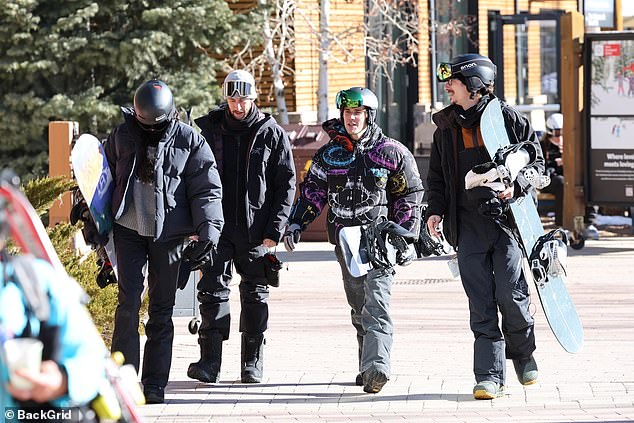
left=437, top=54, right=497, bottom=94
left=223, top=70, right=257, bottom=99
left=336, top=87, right=379, bottom=125
left=133, top=79, right=175, bottom=127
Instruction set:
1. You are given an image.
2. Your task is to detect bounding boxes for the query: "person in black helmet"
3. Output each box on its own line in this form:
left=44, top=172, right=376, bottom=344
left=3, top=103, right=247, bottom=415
left=103, top=79, right=223, bottom=404
left=282, top=87, right=424, bottom=394
left=426, top=54, right=545, bottom=399
left=188, top=70, right=296, bottom=385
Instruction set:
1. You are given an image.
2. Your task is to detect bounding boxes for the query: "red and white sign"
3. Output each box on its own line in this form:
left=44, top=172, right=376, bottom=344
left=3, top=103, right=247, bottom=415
left=603, top=43, right=621, bottom=57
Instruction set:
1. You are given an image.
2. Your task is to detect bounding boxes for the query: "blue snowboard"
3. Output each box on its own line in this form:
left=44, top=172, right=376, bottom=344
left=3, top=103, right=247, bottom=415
left=71, top=134, right=118, bottom=279
left=480, top=98, right=583, bottom=354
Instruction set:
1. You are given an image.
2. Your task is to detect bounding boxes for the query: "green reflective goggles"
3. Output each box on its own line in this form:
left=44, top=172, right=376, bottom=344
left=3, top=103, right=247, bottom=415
left=436, top=62, right=454, bottom=82
left=336, top=90, right=364, bottom=109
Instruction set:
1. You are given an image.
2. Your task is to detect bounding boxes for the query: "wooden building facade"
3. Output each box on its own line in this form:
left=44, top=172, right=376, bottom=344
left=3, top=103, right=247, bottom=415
left=231, top=0, right=579, bottom=147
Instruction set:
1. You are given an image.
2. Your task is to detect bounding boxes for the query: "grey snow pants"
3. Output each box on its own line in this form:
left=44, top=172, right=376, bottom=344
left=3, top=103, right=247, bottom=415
left=335, top=245, right=394, bottom=377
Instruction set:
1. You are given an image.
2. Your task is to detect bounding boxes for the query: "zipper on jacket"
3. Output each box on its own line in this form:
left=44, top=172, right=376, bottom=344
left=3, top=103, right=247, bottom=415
left=115, top=155, right=137, bottom=220
left=235, top=137, right=241, bottom=227
left=352, top=143, right=359, bottom=226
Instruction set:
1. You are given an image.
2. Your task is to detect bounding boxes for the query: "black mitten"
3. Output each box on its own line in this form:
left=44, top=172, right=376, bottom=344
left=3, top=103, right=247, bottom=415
left=182, top=240, right=214, bottom=271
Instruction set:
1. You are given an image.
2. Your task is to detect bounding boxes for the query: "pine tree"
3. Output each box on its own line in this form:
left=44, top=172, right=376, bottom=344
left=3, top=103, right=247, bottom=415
left=0, top=0, right=261, bottom=179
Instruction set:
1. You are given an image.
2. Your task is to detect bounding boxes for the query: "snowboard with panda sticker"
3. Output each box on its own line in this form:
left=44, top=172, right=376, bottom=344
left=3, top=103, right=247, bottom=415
left=71, top=133, right=118, bottom=279
left=479, top=98, right=583, bottom=353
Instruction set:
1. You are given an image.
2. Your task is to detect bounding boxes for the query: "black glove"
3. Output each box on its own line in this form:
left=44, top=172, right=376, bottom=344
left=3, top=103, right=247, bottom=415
left=182, top=240, right=214, bottom=271
left=94, top=247, right=117, bottom=288
left=263, top=252, right=283, bottom=287
left=96, top=256, right=117, bottom=289
left=70, top=198, right=108, bottom=248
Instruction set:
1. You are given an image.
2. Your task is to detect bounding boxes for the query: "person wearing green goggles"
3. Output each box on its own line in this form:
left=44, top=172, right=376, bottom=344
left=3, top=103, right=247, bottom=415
left=334, top=87, right=379, bottom=142
left=283, top=86, right=424, bottom=395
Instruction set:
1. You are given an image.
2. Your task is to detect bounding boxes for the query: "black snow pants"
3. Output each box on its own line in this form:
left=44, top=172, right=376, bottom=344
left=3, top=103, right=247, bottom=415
left=196, top=224, right=270, bottom=340
left=456, top=209, right=536, bottom=386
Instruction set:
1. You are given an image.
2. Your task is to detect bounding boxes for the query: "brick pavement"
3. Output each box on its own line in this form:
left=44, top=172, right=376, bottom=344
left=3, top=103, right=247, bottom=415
left=139, top=237, right=634, bottom=422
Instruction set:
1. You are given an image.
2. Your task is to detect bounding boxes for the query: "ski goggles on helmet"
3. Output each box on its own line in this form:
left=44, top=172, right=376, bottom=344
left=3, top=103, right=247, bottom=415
left=436, top=62, right=456, bottom=82
left=223, top=80, right=255, bottom=99
left=336, top=89, right=364, bottom=109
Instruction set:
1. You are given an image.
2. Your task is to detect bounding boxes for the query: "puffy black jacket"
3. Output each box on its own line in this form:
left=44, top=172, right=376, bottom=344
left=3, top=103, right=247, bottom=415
left=194, top=105, right=296, bottom=243
left=425, top=97, right=544, bottom=248
left=288, top=118, right=424, bottom=244
left=104, top=108, right=223, bottom=244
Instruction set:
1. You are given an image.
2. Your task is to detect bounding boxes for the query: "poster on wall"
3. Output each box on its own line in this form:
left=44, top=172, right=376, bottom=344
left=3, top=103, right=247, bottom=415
left=589, top=40, right=634, bottom=115
left=589, top=117, right=634, bottom=203
left=586, top=34, right=634, bottom=204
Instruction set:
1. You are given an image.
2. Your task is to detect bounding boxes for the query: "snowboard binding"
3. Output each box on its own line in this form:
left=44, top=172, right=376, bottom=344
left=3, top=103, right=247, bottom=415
left=465, top=142, right=550, bottom=192
left=529, top=228, right=568, bottom=287
left=364, top=218, right=418, bottom=270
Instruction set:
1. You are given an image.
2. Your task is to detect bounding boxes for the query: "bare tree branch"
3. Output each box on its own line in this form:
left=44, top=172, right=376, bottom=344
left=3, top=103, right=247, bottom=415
left=229, top=0, right=477, bottom=120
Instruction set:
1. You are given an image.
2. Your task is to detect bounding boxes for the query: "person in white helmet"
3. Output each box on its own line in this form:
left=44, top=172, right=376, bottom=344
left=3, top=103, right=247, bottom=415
left=540, top=113, right=564, bottom=226
left=188, top=70, right=296, bottom=384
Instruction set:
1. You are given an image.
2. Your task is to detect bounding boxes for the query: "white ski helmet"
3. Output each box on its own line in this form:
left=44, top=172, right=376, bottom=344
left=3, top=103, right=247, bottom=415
left=546, top=113, right=563, bottom=134
left=222, top=70, right=257, bottom=100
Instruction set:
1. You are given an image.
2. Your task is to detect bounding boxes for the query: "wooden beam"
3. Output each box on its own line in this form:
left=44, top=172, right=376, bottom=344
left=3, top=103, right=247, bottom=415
left=560, top=11, right=586, bottom=231
left=48, top=121, right=77, bottom=226
left=615, top=0, right=623, bottom=30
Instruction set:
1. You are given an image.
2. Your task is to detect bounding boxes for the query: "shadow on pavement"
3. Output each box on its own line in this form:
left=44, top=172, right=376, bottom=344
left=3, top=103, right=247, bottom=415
left=568, top=245, right=633, bottom=256
left=164, top=381, right=474, bottom=404
left=276, top=250, right=336, bottom=262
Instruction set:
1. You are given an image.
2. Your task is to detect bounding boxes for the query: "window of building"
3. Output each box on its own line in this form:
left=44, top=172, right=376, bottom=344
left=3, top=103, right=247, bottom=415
left=431, top=1, right=478, bottom=107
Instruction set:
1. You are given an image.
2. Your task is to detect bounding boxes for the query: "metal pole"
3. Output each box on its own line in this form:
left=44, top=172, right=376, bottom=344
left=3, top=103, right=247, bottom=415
left=429, top=0, right=438, bottom=106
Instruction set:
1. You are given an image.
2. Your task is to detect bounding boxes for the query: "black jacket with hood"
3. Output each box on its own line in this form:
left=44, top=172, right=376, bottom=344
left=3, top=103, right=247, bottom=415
left=104, top=107, right=224, bottom=245
left=425, top=95, right=544, bottom=248
left=194, top=104, right=296, bottom=243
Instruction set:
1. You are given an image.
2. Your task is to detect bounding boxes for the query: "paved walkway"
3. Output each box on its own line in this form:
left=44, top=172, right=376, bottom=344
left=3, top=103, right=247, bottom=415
left=139, top=236, right=634, bottom=422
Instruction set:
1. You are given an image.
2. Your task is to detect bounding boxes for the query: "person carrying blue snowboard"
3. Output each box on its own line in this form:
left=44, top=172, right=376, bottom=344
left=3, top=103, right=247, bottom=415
left=426, top=54, right=545, bottom=399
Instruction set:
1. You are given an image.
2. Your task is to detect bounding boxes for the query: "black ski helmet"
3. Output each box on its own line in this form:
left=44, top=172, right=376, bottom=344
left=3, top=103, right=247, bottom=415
left=133, top=79, right=175, bottom=127
left=335, top=87, right=379, bottom=125
left=436, top=54, right=497, bottom=94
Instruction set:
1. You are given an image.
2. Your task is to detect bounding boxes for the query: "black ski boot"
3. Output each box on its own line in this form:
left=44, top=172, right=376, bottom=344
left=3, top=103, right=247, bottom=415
left=187, top=331, right=223, bottom=383
left=241, top=333, right=265, bottom=383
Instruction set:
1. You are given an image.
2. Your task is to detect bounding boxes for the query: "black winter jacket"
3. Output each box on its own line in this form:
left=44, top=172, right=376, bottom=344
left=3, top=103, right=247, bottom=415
left=425, top=97, right=544, bottom=248
left=288, top=118, right=424, bottom=244
left=194, top=105, right=296, bottom=243
left=104, top=108, right=224, bottom=244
